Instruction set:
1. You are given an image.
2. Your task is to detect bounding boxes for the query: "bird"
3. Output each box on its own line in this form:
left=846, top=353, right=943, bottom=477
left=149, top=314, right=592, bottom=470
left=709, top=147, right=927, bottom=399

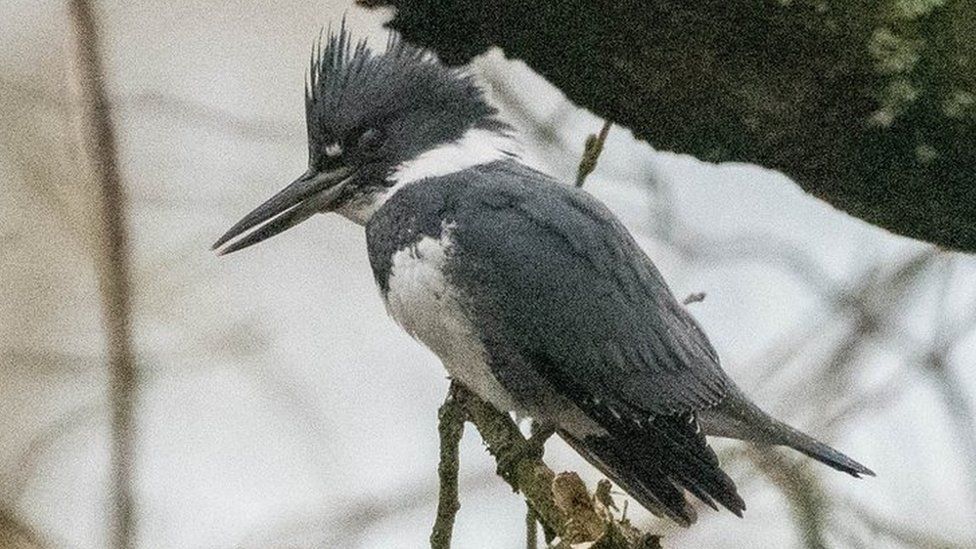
left=213, top=25, right=873, bottom=526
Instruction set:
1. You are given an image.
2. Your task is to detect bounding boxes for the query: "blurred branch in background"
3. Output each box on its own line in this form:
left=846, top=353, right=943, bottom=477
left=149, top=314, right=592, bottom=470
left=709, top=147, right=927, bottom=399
left=920, top=258, right=976, bottom=501
left=67, top=1, right=138, bottom=548
left=656, top=190, right=976, bottom=545
left=7, top=403, right=103, bottom=504
left=842, top=497, right=975, bottom=548
left=0, top=77, right=300, bottom=144
left=745, top=448, right=828, bottom=549
left=0, top=507, right=45, bottom=549
left=242, top=469, right=499, bottom=547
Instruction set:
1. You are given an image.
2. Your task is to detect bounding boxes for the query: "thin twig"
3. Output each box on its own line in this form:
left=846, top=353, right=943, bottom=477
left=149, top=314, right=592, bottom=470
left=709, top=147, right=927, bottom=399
left=430, top=384, right=466, bottom=549
left=922, top=352, right=976, bottom=501
left=524, top=419, right=554, bottom=549
left=576, top=120, right=613, bottom=187
left=67, top=2, right=138, bottom=548
left=526, top=505, right=538, bottom=549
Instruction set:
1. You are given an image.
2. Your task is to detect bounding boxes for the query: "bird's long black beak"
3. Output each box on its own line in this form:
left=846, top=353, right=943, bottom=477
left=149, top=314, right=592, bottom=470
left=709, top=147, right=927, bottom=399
left=212, top=166, right=353, bottom=255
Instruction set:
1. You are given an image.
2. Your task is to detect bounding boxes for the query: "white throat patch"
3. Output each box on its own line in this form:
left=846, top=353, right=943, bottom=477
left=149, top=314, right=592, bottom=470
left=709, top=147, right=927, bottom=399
left=335, top=127, right=520, bottom=226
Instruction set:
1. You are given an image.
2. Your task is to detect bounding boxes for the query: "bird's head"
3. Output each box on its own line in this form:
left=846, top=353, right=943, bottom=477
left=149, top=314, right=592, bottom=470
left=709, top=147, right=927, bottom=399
left=214, top=25, right=513, bottom=255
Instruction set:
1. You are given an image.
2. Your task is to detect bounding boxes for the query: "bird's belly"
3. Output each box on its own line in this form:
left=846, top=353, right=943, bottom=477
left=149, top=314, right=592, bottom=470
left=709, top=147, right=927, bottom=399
left=383, top=235, right=519, bottom=412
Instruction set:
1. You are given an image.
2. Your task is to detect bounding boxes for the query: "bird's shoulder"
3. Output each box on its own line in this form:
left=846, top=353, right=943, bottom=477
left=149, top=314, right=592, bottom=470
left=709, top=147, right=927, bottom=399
left=364, top=160, right=555, bottom=289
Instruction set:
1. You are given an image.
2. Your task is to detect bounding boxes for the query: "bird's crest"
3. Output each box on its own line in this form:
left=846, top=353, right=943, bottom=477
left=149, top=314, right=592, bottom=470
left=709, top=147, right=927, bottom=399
left=303, top=22, right=490, bottom=156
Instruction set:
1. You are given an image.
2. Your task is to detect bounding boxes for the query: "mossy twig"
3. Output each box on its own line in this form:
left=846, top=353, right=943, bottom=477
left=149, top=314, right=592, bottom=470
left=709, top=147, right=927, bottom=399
left=575, top=120, right=613, bottom=187
left=430, top=386, right=466, bottom=549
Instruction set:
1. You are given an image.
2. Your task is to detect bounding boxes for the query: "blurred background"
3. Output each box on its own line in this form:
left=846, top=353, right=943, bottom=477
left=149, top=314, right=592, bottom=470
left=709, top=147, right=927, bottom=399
left=2, top=1, right=975, bottom=548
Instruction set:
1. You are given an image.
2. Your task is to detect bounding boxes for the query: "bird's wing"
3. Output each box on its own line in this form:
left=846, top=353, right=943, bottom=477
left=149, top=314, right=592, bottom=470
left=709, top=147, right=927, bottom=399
left=448, top=164, right=730, bottom=418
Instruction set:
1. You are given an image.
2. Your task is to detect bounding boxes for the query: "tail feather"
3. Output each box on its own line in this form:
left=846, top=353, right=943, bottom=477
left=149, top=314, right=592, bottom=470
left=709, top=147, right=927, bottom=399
left=559, top=412, right=745, bottom=527
left=561, top=429, right=698, bottom=526
left=699, top=388, right=875, bottom=478
left=775, top=421, right=875, bottom=477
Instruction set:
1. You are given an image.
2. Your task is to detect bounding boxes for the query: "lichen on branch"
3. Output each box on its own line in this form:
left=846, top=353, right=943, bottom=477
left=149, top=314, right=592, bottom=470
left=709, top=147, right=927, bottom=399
left=433, top=382, right=661, bottom=549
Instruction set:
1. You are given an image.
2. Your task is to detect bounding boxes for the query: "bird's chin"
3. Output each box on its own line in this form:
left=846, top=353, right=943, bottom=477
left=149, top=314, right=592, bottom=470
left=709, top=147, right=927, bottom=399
left=333, top=188, right=388, bottom=227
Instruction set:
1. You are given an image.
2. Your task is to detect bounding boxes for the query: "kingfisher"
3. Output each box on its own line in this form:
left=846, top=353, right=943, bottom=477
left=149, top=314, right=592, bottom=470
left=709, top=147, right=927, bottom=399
left=213, top=27, right=872, bottom=525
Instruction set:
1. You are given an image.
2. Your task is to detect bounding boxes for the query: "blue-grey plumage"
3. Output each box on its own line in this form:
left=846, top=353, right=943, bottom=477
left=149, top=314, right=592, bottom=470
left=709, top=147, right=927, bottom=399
left=214, top=24, right=873, bottom=527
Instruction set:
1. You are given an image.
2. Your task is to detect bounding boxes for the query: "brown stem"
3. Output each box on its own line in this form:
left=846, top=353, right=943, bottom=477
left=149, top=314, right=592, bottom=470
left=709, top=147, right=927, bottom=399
left=67, top=2, right=137, bottom=548
left=451, top=386, right=568, bottom=536
left=450, top=385, right=657, bottom=548
left=525, top=505, right=538, bottom=549
left=430, top=384, right=466, bottom=549
left=575, top=119, right=613, bottom=187
left=0, top=507, right=46, bottom=549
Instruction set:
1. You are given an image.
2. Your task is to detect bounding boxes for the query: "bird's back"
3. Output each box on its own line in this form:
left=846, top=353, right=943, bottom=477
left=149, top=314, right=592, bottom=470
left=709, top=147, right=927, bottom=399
left=368, top=159, right=733, bottom=415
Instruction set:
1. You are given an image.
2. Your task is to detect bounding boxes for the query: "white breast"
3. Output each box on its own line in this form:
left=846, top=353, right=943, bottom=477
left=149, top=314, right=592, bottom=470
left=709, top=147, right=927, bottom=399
left=383, top=225, right=519, bottom=412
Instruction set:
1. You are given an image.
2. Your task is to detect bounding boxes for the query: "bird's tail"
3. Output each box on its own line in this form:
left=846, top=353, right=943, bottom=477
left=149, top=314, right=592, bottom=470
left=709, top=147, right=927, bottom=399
left=769, top=417, right=874, bottom=477
left=558, top=414, right=745, bottom=527
left=699, top=387, right=875, bottom=478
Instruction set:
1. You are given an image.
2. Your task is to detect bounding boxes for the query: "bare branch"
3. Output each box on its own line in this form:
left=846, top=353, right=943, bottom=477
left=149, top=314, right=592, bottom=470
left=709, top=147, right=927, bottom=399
left=452, top=385, right=659, bottom=548
left=0, top=77, right=298, bottom=143
left=745, top=447, right=829, bottom=549
left=526, top=505, right=538, bottom=549
left=430, top=386, right=465, bottom=549
left=67, top=2, right=138, bottom=548
left=0, top=507, right=46, bottom=549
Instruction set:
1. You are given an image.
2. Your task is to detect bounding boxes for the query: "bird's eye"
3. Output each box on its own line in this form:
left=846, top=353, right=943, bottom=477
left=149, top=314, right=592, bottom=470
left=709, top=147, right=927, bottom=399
left=356, top=128, right=383, bottom=151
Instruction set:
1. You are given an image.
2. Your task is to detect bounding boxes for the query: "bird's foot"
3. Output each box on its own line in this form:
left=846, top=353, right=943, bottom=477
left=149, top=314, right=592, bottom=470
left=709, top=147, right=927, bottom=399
left=528, top=420, right=556, bottom=454
left=496, top=421, right=556, bottom=482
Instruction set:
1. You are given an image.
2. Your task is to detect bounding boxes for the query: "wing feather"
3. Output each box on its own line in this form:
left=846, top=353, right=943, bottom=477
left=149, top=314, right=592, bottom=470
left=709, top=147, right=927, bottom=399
left=446, top=163, right=730, bottom=418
